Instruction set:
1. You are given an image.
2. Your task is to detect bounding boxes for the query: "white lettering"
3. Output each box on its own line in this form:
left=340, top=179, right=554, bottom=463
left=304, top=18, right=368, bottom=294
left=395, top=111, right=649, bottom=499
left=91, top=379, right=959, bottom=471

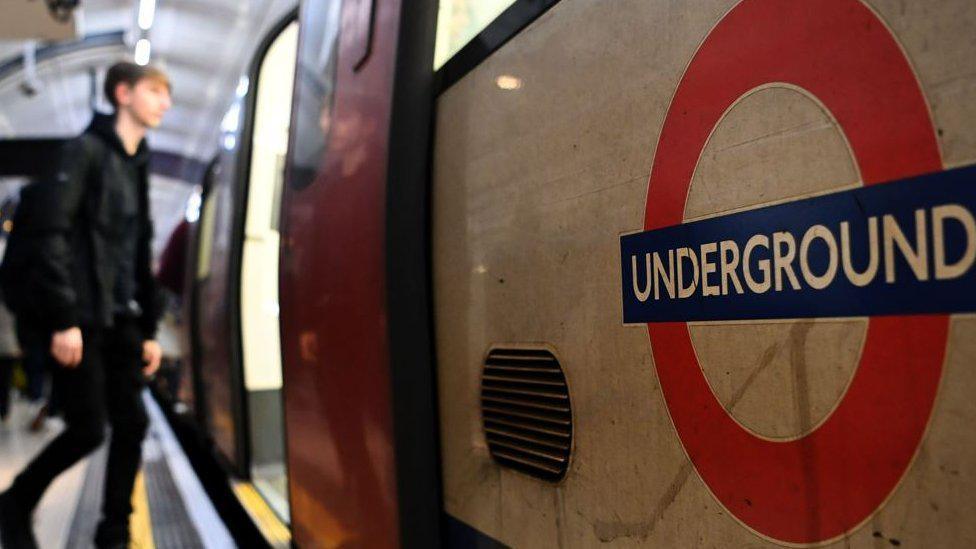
left=627, top=201, right=971, bottom=306
left=700, top=242, right=720, bottom=297
left=773, top=231, right=801, bottom=291
left=840, top=217, right=880, bottom=287
left=719, top=240, right=744, bottom=295
left=799, top=225, right=839, bottom=290
left=653, top=250, right=675, bottom=300
left=631, top=254, right=652, bottom=302
left=743, top=235, right=771, bottom=294
left=884, top=209, right=928, bottom=283
left=932, top=204, right=976, bottom=280
left=676, top=247, right=699, bottom=298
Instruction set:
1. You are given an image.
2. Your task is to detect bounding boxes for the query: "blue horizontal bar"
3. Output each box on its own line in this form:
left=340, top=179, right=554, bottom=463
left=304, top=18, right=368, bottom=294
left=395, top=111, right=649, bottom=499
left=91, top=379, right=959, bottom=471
left=621, top=164, right=976, bottom=323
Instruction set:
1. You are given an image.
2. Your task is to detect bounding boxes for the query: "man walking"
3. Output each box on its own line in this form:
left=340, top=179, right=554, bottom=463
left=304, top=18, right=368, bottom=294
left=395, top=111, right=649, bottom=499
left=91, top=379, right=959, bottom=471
left=0, top=61, right=170, bottom=548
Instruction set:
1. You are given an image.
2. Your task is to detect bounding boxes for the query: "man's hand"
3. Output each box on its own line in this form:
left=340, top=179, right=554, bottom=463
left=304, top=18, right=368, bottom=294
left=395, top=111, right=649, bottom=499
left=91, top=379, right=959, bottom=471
left=51, top=327, right=83, bottom=368
left=142, top=340, right=162, bottom=377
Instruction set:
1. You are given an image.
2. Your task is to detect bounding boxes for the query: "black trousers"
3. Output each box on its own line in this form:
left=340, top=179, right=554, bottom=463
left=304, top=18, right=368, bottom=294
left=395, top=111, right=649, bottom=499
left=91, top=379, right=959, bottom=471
left=9, top=318, right=148, bottom=537
left=16, top=323, right=52, bottom=403
left=15, top=322, right=59, bottom=416
left=0, top=357, right=15, bottom=419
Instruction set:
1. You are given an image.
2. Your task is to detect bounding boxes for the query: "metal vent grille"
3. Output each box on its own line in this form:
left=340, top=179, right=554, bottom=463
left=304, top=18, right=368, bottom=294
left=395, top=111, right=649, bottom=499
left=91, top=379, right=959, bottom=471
left=480, top=348, right=572, bottom=482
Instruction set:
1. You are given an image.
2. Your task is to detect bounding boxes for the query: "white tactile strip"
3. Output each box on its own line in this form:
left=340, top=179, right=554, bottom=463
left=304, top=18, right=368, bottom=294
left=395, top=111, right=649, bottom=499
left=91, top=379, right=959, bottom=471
left=64, top=390, right=233, bottom=548
left=65, top=443, right=107, bottom=548
left=142, top=392, right=234, bottom=549
left=142, top=443, right=204, bottom=548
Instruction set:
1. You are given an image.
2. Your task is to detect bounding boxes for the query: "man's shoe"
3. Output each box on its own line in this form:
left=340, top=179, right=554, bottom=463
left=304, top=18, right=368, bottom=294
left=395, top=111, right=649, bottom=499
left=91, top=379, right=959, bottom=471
left=0, top=490, right=37, bottom=549
left=94, top=540, right=127, bottom=549
left=93, top=521, right=129, bottom=549
left=27, top=404, right=47, bottom=433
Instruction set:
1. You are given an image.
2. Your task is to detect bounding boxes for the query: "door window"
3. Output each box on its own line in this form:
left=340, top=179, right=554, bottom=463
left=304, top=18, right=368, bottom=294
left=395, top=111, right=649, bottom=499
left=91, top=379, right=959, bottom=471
left=434, top=0, right=518, bottom=68
left=239, top=20, right=299, bottom=524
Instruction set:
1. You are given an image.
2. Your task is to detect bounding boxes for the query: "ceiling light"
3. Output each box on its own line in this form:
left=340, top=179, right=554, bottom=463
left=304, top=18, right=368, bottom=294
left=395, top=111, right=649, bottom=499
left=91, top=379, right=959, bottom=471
left=495, top=75, right=522, bottom=90
left=221, top=102, right=241, bottom=133
left=134, top=38, right=151, bottom=65
left=138, top=0, right=156, bottom=30
left=184, top=190, right=202, bottom=223
left=235, top=76, right=250, bottom=98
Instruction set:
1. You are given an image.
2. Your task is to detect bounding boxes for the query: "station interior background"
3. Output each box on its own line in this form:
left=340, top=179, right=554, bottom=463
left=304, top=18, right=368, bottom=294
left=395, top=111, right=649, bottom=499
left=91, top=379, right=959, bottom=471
left=0, top=0, right=519, bottom=262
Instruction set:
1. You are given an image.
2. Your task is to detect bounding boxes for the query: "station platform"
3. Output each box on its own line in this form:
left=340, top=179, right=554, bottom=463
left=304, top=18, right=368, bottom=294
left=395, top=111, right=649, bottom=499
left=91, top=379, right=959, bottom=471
left=0, top=390, right=285, bottom=548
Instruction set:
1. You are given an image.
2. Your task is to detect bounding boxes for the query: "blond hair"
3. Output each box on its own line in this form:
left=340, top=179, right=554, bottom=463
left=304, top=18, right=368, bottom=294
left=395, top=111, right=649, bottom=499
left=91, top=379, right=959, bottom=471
left=104, top=61, right=171, bottom=109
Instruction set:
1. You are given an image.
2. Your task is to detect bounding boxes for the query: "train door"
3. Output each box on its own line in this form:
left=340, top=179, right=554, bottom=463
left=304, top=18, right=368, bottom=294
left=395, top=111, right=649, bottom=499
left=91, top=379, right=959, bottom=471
left=191, top=10, right=297, bottom=485
left=238, top=20, right=298, bottom=522
left=194, top=134, right=242, bottom=471
left=184, top=164, right=220, bottom=422
left=277, top=0, right=440, bottom=545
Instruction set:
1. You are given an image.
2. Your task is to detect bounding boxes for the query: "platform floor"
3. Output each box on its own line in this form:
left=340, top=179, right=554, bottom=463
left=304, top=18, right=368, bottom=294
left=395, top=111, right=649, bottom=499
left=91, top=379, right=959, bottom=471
left=0, top=391, right=234, bottom=548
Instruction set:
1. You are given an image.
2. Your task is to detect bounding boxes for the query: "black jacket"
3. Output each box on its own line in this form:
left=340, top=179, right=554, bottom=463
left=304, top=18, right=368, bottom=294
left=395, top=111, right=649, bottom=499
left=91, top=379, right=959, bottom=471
left=18, top=113, right=159, bottom=337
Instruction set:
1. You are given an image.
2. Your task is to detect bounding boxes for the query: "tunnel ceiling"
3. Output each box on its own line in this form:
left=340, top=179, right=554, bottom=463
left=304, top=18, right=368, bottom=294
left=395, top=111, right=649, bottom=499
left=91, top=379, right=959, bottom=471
left=0, top=0, right=296, bottom=165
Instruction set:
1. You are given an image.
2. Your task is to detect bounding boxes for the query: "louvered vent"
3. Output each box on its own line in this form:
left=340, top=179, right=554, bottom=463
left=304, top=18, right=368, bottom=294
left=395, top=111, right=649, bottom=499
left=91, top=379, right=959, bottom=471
left=480, top=348, right=572, bottom=482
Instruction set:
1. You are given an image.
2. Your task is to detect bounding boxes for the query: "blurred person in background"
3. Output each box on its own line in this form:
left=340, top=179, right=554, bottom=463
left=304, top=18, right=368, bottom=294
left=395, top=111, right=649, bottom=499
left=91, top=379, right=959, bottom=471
left=0, top=300, right=19, bottom=426
left=154, top=219, right=189, bottom=401
left=0, top=61, right=171, bottom=549
left=1, top=188, right=60, bottom=432
left=0, top=199, right=23, bottom=427
left=16, top=287, right=61, bottom=432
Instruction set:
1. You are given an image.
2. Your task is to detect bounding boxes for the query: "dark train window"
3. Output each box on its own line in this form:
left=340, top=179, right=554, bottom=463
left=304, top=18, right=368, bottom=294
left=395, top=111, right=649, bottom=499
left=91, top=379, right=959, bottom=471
left=434, top=0, right=518, bottom=68
left=286, top=0, right=342, bottom=189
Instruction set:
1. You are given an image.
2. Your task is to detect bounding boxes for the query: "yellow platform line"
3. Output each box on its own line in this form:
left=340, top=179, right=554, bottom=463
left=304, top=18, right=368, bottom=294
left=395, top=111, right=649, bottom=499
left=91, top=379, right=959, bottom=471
left=232, top=481, right=291, bottom=547
left=130, top=471, right=155, bottom=549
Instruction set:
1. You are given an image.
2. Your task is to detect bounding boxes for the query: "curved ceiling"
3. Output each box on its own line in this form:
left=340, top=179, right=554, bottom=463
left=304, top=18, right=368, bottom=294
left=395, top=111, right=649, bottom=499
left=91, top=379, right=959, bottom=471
left=0, top=0, right=297, bottom=164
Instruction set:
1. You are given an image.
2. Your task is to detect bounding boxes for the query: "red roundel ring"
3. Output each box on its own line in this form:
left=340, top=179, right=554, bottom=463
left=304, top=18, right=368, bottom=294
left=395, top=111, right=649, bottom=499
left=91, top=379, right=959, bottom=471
left=644, top=0, right=946, bottom=543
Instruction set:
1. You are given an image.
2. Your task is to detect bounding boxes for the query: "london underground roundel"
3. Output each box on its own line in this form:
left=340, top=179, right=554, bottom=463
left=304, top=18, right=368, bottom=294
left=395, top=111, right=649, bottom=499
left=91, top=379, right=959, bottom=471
left=619, top=0, right=976, bottom=544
